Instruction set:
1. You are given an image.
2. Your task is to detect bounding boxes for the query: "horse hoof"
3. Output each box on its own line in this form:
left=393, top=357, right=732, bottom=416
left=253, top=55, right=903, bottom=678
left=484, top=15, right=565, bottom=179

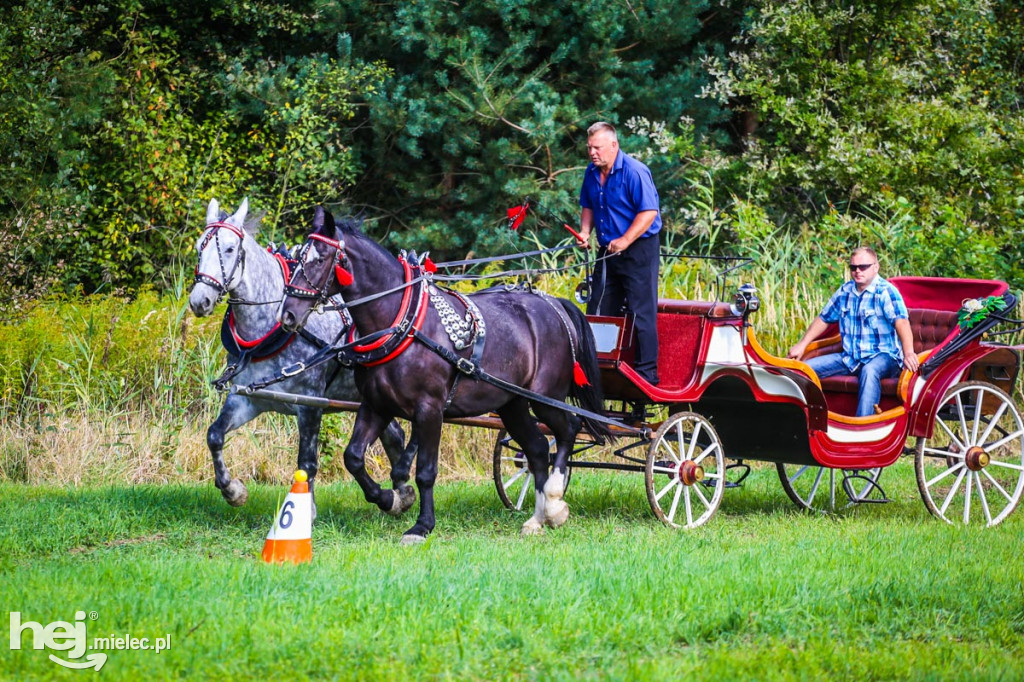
left=397, top=485, right=417, bottom=514
left=384, top=489, right=405, bottom=517
left=545, top=499, right=569, bottom=528
left=221, top=479, right=248, bottom=507
left=521, top=518, right=545, bottom=536
left=400, top=533, right=427, bottom=546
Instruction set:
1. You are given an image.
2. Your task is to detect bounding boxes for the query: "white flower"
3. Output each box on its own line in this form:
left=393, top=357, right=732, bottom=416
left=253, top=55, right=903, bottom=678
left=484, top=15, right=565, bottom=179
left=962, top=298, right=984, bottom=312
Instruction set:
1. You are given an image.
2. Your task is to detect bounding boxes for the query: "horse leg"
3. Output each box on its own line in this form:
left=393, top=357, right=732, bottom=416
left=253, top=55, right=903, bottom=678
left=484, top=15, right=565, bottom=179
left=344, top=405, right=404, bottom=516
left=400, top=415, right=443, bottom=545
left=532, top=405, right=581, bottom=528
left=207, top=393, right=262, bottom=506
left=379, top=419, right=417, bottom=515
left=498, top=400, right=553, bottom=536
left=295, top=406, right=322, bottom=521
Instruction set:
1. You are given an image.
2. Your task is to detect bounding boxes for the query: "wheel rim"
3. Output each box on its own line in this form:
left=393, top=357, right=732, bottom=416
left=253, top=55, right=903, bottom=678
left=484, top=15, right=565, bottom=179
left=777, top=463, right=883, bottom=513
left=916, top=381, right=1024, bottom=526
left=645, top=413, right=725, bottom=528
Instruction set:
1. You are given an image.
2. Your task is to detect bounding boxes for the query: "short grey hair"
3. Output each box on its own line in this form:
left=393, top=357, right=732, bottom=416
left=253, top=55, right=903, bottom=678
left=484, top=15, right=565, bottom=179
left=587, top=121, right=617, bottom=140
left=851, top=246, right=878, bottom=262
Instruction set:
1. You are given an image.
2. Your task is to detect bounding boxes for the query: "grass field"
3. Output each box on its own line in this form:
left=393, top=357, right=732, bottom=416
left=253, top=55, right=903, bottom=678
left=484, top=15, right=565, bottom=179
left=2, top=463, right=1022, bottom=681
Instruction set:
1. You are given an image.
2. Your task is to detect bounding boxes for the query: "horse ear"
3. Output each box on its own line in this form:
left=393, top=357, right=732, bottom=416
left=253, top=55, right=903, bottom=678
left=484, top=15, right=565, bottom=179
left=227, top=198, right=249, bottom=228
left=206, top=198, right=220, bottom=225
left=322, top=208, right=336, bottom=233
left=242, top=210, right=265, bottom=236
left=313, top=205, right=326, bottom=232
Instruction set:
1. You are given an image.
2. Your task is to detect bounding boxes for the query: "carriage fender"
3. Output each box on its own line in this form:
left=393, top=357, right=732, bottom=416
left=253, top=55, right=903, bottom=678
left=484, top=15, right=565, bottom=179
left=908, top=344, right=1022, bottom=439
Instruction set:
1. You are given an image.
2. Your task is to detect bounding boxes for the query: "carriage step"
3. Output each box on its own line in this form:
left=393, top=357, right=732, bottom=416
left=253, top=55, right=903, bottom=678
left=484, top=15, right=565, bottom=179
left=842, top=473, right=890, bottom=504
left=723, top=460, right=750, bottom=489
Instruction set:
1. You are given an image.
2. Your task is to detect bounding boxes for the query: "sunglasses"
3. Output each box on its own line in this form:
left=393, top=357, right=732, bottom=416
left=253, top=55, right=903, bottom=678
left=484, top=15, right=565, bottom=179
left=849, top=262, right=876, bottom=272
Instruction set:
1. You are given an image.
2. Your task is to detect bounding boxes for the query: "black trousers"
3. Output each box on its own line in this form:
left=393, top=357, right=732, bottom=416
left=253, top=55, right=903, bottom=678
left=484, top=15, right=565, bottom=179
left=587, top=235, right=660, bottom=384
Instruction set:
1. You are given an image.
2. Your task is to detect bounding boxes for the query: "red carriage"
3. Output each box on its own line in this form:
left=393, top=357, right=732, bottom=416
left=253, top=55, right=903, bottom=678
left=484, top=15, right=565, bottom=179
left=494, top=275, right=1024, bottom=528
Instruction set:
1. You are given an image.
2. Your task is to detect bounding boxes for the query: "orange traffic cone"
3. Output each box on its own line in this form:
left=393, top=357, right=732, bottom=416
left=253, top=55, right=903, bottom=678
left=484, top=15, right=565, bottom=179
left=262, top=470, right=313, bottom=564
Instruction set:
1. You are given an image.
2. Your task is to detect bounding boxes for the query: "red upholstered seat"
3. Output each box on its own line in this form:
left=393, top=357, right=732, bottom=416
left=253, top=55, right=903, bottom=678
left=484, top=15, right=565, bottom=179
left=807, top=308, right=958, bottom=396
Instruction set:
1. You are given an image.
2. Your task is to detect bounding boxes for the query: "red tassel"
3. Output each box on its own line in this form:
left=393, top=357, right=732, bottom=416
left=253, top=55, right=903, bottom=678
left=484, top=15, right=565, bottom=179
left=573, top=361, right=589, bottom=386
left=423, top=256, right=437, bottom=273
left=334, top=265, right=354, bottom=286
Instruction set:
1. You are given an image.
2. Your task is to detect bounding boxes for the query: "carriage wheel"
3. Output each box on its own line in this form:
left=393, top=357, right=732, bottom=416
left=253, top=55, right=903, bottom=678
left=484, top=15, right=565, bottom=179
left=776, top=464, right=883, bottom=513
left=915, top=381, right=1024, bottom=527
left=645, top=412, right=726, bottom=528
left=492, top=430, right=571, bottom=511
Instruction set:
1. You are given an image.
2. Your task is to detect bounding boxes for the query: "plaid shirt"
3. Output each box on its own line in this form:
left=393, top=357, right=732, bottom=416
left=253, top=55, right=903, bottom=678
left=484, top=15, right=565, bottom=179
left=819, top=276, right=909, bottom=372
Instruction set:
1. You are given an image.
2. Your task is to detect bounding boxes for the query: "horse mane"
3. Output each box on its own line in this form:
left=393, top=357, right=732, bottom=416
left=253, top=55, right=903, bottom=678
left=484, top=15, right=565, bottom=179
left=333, top=213, right=395, bottom=263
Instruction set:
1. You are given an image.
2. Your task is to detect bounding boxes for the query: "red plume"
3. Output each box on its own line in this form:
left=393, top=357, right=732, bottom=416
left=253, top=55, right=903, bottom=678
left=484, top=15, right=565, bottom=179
left=506, top=203, right=528, bottom=231
left=573, top=361, right=590, bottom=387
left=423, top=256, right=437, bottom=273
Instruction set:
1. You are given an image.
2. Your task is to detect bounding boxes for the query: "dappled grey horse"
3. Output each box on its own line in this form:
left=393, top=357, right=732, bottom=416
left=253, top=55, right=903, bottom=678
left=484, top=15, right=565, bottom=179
left=188, top=198, right=417, bottom=514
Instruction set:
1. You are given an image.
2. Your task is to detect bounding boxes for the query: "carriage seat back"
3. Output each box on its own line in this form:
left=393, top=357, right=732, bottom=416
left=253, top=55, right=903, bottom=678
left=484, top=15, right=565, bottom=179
left=657, top=299, right=735, bottom=317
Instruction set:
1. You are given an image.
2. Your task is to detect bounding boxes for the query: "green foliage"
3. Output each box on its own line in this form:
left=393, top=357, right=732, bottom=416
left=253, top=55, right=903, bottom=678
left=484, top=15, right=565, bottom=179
left=0, top=0, right=391, bottom=295
left=697, top=0, right=1024, bottom=279
left=3, top=0, right=1024, bottom=295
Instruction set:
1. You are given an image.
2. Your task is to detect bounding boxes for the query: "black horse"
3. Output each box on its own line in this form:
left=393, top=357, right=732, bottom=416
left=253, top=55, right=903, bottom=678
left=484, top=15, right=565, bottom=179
left=278, top=207, right=610, bottom=542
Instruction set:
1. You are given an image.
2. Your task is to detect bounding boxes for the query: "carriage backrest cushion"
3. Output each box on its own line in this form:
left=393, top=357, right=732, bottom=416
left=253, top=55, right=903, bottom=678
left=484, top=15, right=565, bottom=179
left=888, top=276, right=1008, bottom=311
left=907, top=308, right=958, bottom=354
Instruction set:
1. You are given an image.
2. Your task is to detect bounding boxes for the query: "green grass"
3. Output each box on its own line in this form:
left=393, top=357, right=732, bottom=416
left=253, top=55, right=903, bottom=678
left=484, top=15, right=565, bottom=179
left=2, top=464, right=1023, bottom=680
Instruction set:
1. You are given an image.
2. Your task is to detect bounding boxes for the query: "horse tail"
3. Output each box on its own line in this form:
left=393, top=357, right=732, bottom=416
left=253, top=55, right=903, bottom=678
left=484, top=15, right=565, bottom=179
left=557, top=297, right=614, bottom=443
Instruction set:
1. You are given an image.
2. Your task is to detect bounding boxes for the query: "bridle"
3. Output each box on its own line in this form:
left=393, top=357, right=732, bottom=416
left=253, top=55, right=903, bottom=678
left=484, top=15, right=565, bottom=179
left=193, top=221, right=247, bottom=302
left=283, top=232, right=355, bottom=306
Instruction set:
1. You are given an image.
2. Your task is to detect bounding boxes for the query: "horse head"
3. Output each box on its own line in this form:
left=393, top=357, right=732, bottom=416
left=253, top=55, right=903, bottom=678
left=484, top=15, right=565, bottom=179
left=189, top=198, right=256, bottom=317
left=279, top=205, right=357, bottom=331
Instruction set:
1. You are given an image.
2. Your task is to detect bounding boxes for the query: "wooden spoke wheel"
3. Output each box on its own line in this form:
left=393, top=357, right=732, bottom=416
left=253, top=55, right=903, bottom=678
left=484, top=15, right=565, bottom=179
left=915, top=381, right=1024, bottom=527
left=645, top=412, right=725, bottom=528
left=492, top=430, right=569, bottom=511
left=777, top=464, right=884, bottom=513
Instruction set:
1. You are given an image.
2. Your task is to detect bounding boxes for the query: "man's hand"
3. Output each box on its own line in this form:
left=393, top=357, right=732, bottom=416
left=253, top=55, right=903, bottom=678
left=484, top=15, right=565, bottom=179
left=575, top=229, right=591, bottom=249
left=607, top=236, right=632, bottom=254
left=904, top=352, right=920, bottom=373
left=787, top=342, right=807, bottom=361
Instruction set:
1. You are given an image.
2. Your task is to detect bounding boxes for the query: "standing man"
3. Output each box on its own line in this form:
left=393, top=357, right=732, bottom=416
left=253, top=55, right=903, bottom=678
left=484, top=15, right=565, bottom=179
left=576, top=121, right=662, bottom=386
left=787, top=247, right=919, bottom=417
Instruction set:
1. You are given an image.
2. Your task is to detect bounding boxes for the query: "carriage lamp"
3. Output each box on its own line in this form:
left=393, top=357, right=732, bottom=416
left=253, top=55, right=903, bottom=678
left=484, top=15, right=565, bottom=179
left=575, top=279, right=592, bottom=305
left=731, top=283, right=760, bottom=319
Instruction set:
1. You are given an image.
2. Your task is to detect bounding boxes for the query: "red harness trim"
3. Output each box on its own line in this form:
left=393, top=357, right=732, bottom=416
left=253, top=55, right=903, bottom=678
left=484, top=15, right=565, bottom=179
left=271, top=251, right=291, bottom=282
left=354, top=257, right=415, bottom=353
left=227, top=309, right=294, bottom=351
left=362, top=285, right=429, bottom=367
left=344, top=255, right=429, bottom=367
left=224, top=250, right=296, bottom=359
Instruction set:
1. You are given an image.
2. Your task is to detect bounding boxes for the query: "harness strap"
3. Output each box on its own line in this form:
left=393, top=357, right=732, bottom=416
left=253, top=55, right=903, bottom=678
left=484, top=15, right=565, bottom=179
left=410, top=328, right=643, bottom=437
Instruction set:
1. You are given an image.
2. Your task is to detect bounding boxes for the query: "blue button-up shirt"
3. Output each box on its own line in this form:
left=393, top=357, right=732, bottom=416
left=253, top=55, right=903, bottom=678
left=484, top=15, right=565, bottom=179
left=819, top=276, right=909, bottom=371
left=579, top=151, right=661, bottom=246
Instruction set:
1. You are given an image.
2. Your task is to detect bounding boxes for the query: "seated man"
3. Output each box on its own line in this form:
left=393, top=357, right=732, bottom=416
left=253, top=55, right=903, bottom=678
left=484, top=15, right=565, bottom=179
left=787, top=247, right=919, bottom=417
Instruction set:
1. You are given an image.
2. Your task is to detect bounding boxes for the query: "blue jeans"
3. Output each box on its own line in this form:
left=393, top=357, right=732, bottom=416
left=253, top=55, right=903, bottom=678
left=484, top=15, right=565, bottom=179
left=806, top=353, right=902, bottom=417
